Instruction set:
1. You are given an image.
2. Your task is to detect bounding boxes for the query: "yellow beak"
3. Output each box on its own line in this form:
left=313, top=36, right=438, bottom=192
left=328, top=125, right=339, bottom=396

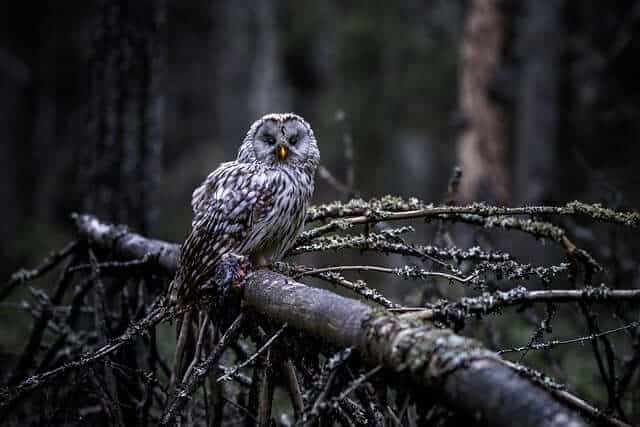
left=277, top=145, right=288, bottom=161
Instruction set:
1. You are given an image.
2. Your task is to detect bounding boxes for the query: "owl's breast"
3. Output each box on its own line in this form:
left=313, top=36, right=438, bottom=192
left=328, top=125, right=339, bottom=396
left=248, top=168, right=313, bottom=265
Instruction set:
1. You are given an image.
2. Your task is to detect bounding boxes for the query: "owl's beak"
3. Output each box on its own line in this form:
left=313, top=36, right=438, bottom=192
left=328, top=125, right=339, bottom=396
left=277, top=144, right=288, bottom=161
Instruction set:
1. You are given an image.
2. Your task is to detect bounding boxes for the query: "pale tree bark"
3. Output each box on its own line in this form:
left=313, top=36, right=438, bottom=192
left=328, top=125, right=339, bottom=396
left=457, top=0, right=510, bottom=203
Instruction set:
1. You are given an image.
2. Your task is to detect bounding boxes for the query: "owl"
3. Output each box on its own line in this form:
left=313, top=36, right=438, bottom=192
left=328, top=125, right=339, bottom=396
left=171, top=113, right=320, bottom=303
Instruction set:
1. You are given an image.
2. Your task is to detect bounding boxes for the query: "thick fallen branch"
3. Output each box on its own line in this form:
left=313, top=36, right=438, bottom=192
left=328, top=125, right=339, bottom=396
left=67, top=214, right=599, bottom=427
left=71, top=213, right=178, bottom=273
left=243, top=271, right=593, bottom=427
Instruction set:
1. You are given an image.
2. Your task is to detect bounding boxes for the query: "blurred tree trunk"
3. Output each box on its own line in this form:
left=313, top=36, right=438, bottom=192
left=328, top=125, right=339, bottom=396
left=81, top=0, right=165, bottom=424
left=249, top=0, right=291, bottom=117
left=0, top=49, right=31, bottom=277
left=457, top=0, right=510, bottom=203
left=513, top=0, right=565, bottom=203
left=83, top=0, right=165, bottom=235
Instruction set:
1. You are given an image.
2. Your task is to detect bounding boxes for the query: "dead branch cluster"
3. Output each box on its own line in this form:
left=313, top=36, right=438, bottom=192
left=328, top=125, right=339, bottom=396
left=1, top=195, right=639, bottom=427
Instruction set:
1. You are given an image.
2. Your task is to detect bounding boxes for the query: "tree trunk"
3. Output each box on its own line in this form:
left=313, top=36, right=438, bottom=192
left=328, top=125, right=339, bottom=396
left=0, top=49, right=31, bottom=278
left=84, top=0, right=165, bottom=234
left=513, top=0, right=565, bottom=203
left=457, top=0, right=510, bottom=203
left=80, top=1, right=165, bottom=424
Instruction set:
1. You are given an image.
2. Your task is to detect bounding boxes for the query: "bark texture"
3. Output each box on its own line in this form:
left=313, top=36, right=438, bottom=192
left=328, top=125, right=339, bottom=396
left=457, top=0, right=510, bottom=202
left=84, top=0, right=165, bottom=234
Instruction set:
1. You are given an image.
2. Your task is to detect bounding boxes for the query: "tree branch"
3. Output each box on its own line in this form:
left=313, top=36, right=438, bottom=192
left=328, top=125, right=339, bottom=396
left=0, top=298, right=172, bottom=417
left=72, top=213, right=178, bottom=274
left=69, top=214, right=596, bottom=427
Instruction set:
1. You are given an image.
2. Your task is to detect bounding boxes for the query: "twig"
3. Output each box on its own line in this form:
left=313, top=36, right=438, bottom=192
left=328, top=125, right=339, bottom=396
left=88, top=248, right=125, bottom=426
left=217, top=364, right=252, bottom=387
left=301, top=202, right=608, bottom=272
left=299, top=348, right=353, bottom=426
left=0, top=240, right=79, bottom=302
left=278, top=262, right=398, bottom=308
left=391, top=286, right=640, bottom=329
left=305, top=198, right=640, bottom=228
left=310, top=271, right=397, bottom=309
left=0, top=298, right=174, bottom=416
left=182, top=312, right=211, bottom=383
left=291, top=231, right=512, bottom=263
left=161, top=314, right=246, bottom=425
left=216, top=323, right=287, bottom=384
left=517, top=303, right=556, bottom=363
left=579, top=302, right=626, bottom=420
left=10, top=255, right=78, bottom=384
left=293, top=265, right=477, bottom=284
left=550, top=389, right=633, bottom=427
left=283, top=357, right=305, bottom=419
left=247, top=330, right=275, bottom=426
left=335, top=366, right=381, bottom=402
left=37, top=273, right=99, bottom=371
left=68, top=254, right=155, bottom=274
left=499, top=321, right=639, bottom=354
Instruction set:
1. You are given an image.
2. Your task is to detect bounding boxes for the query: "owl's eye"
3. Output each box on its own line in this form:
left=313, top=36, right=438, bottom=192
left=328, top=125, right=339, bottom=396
left=289, top=135, right=298, bottom=145
left=263, top=134, right=276, bottom=145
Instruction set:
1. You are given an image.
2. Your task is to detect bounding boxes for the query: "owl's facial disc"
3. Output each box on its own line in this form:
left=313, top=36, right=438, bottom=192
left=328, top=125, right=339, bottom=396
left=251, top=119, right=281, bottom=164
left=279, top=118, right=309, bottom=163
left=246, top=114, right=317, bottom=167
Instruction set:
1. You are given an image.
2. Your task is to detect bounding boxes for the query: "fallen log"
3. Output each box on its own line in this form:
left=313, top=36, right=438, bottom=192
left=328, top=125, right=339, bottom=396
left=72, top=214, right=592, bottom=427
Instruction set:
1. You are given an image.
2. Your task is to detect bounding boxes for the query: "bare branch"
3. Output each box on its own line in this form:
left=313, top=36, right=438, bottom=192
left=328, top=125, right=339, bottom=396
left=499, top=321, right=640, bottom=354
left=161, top=314, right=245, bottom=425
left=242, top=271, right=590, bottom=427
left=292, top=264, right=477, bottom=284
left=216, top=324, right=287, bottom=384
left=72, top=213, right=178, bottom=274
left=1, top=240, right=79, bottom=302
left=0, top=298, right=173, bottom=416
left=394, top=286, right=640, bottom=326
left=306, top=197, right=640, bottom=228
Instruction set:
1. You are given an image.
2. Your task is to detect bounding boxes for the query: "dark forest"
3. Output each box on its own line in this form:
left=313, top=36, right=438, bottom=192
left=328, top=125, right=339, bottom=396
left=1, top=1, right=639, bottom=426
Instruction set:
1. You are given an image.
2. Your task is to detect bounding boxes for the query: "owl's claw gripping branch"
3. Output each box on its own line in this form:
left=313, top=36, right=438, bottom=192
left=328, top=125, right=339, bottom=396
left=213, top=253, right=252, bottom=291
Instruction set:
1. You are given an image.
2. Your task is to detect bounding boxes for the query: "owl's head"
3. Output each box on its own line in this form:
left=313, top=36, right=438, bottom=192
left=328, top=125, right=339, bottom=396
left=238, top=113, right=320, bottom=172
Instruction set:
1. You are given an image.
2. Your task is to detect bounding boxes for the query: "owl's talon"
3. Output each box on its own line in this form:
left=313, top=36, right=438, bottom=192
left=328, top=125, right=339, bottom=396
left=210, top=254, right=252, bottom=328
left=232, top=264, right=250, bottom=289
left=213, top=253, right=251, bottom=294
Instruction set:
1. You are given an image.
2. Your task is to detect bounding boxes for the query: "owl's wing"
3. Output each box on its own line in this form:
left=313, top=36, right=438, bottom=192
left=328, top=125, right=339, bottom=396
left=177, top=161, right=274, bottom=294
left=190, top=161, right=233, bottom=226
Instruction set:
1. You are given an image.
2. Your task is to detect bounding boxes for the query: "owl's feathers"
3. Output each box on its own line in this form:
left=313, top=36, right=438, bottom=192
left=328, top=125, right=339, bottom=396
left=171, top=113, right=319, bottom=302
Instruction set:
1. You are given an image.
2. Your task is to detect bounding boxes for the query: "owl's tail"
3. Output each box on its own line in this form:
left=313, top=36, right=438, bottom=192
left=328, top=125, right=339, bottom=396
left=167, top=276, right=194, bottom=395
